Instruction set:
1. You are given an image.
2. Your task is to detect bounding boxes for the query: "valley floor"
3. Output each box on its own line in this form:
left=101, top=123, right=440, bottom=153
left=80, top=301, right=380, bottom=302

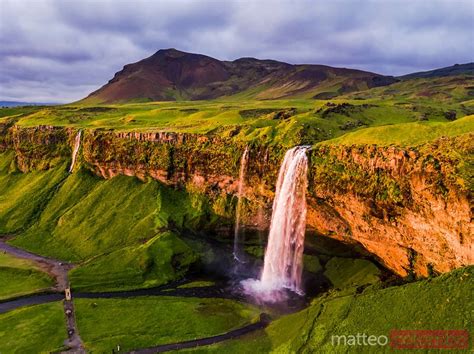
left=0, top=233, right=472, bottom=353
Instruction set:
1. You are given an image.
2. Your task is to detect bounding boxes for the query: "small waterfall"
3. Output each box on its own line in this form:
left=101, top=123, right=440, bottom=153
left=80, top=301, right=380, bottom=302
left=233, top=146, right=250, bottom=262
left=69, top=130, right=82, bottom=173
left=242, top=146, right=309, bottom=301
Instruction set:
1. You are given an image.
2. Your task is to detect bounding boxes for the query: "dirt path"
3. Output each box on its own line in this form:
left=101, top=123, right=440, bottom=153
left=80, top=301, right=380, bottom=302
left=0, top=240, right=273, bottom=353
left=0, top=239, right=72, bottom=291
left=0, top=239, right=85, bottom=353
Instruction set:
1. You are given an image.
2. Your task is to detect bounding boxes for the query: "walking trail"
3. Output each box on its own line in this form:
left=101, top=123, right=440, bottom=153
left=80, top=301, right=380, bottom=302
left=0, top=239, right=272, bottom=353
left=0, top=239, right=85, bottom=353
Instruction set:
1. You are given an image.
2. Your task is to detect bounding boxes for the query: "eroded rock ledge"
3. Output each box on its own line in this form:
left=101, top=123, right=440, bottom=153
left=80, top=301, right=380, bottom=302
left=1, top=124, right=472, bottom=278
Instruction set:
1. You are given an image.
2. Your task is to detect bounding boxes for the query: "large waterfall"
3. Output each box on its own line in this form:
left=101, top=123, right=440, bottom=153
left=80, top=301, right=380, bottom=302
left=233, top=146, right=250, bottom=262
left=69, top=130, right=82, bottom=173
left=242, top=146, right=309, bottom=301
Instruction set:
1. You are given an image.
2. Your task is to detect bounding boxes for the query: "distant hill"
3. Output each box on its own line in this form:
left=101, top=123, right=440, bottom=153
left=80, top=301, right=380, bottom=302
left=399, top=63, right=474, bottom=80
left=82, top=49, right=398, bottom=103
left=0, top=101, right=56, bottom=107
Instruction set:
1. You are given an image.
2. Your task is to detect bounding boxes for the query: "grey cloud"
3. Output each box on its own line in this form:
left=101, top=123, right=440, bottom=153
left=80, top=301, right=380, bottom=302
left=0, top=0, right=473, bottom=103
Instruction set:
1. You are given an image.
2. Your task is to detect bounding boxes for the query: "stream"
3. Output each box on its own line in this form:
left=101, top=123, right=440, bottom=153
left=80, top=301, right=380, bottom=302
left=0, top=238, right=274, bottom=353
left=0, top=238, right=84, bottom=352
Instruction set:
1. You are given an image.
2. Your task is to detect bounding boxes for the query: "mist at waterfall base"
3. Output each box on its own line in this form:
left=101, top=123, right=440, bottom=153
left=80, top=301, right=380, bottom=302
left=239, top=146, right=310, bottom=303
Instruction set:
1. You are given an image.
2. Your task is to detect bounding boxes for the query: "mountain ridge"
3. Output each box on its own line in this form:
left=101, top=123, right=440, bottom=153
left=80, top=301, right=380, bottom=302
left=82, top=48, right=398, bottom=103
left=82, top=49, right=473, bottom=104
left=399, top=62, right=474, bottom=80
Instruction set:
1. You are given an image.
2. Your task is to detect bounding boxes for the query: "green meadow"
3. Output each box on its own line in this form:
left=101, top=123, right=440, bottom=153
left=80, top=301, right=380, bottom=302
left=184, top=265, right=474, bottom=353
left=2, top=75, right=473, bottom=148
left=75, top=296, right=261, bottom=352
left=324, top=114, right=474, bottom=146
left=0, top=253, right=54, bottom=300
left=0, top=302, right=66, bottom=353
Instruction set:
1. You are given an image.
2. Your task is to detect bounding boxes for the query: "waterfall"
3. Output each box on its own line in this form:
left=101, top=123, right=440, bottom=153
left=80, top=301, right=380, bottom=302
left=69, top=130, right=82, bottom=173
left=242, top=146, right=309, bottom=300
left=233, top=146, right=250, bottom=262
left=260, top=146, right=309, bottom=292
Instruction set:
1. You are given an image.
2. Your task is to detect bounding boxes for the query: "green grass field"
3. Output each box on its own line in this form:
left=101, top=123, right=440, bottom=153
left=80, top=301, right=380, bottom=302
left=75, top=296, right=261, bottom=352
left=2, top=81, right=473, bottom=148
left=0, top=302, right=66, bottom=353
left=177, top=280, right=216, bottom=289
left=0, top=253, right=54, bottom=300
left=323, top=114, right=474, bottom=146
left=346, top=75, right=474, bottom=104
left=183, top=265, right=473, bottom=353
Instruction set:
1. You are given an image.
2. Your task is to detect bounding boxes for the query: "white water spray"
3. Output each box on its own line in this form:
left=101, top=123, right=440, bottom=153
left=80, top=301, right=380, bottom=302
left=233, top=146, right=250, bottom=262
left=242, top=146, right=309, bottom=301
left=69, top=130, right=82, bottom=173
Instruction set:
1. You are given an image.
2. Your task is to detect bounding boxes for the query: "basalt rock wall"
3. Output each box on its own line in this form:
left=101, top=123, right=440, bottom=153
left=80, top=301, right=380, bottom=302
left=307, top=136, right=472, bottom=277
left=2, top=125, right=472, bottom=277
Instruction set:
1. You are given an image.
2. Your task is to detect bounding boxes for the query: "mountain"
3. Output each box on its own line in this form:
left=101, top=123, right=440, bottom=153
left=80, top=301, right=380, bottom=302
left=399, top=62, right=474, bottom=80
left=82, top=48, right=398, bottom=103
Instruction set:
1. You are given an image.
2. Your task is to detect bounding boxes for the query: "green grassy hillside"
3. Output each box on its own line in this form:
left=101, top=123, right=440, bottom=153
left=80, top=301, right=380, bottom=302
left=7, top=167, right=220, bottom=262
left=185, top=265, right=473, bottom=353
left=399, top=63, right=474, bottom=80
left=345, top=74, right=474, bottom=104
left=0, top=151, right=68, bottom=234
left=69, top=231, right=198, bottom=292
left=0, top=150, right=216, bottom=291
left=323, top=114, right=474, bottom=146
left=1, top=98, right=473, bottom=291
left=2, top=77, right=473, bottom=145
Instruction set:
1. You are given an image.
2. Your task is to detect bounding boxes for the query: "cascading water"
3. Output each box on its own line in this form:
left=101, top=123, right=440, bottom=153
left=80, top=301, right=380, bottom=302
left=242, top=146, right=309, bottom=301
left=69, top=130, right=82, bottom=173
left=233, top=146, right=250, bottom=262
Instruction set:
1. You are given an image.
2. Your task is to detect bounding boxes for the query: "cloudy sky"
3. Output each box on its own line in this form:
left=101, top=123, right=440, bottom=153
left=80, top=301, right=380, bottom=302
left=1, top=0, right=473, bottom=103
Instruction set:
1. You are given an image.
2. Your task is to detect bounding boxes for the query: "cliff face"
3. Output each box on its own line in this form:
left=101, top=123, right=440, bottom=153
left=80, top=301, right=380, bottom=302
left=1, top=125, right=71, bottom=172
left=2, top=125, right=472, bottom=277
left=308, top=138, right=473, bottom=277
